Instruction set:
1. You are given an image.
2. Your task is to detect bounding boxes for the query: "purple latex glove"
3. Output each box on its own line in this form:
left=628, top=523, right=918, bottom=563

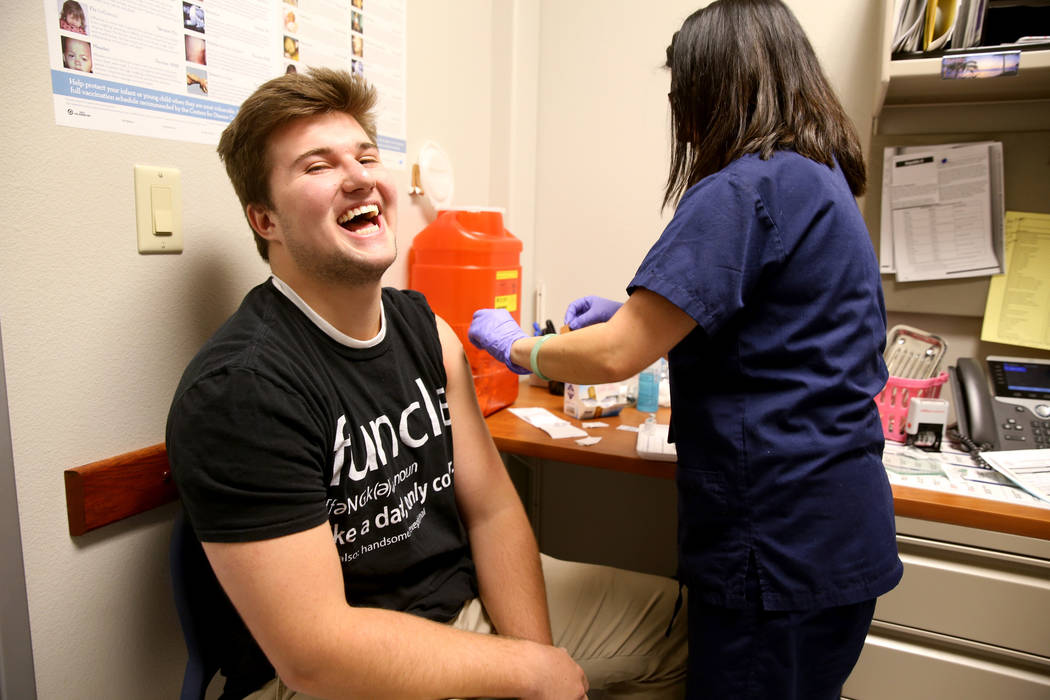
left=469, top=309, right=531, bottom=374
left=564, top=295, right=623, bottom=330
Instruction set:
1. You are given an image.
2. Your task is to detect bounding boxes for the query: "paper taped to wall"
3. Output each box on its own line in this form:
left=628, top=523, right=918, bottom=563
left=880, top=141, right=1004, bottom=282
left=981, top=211, right=1050, bottom=351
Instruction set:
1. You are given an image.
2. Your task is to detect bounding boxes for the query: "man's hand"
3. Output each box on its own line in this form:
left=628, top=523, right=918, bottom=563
left=468, top=309, right=530, bottom=374
left=563, top=296, right=622, bottom=330
left=522, top=644, right=589, bottom=700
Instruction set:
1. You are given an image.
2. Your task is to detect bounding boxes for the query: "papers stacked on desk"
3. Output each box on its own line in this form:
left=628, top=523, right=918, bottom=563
left=982, top=449, right=1050, bottom=505
left=883, top=443, right=1050, bottom=509
left=508, top=407, right=588, bottom=439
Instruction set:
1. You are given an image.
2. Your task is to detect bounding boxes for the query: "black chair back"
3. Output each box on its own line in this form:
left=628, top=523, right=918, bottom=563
left=169, top=509, right=274, bottom=700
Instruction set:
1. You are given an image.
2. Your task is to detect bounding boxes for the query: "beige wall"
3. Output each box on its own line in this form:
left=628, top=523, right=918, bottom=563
left=1, top=1, right=520, bottom=697
left=6, top=0, right=1036, bottom=697
left=530, top=0, right=884, bottom=324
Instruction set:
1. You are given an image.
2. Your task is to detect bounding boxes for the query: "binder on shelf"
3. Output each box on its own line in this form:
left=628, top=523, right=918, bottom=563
left=892, top=0, right=929, bottom=53
left=924, top=0, right=960, bottom=52
left=893, top=0, right=997, bottom=54
left=954, top=0, right=989, bottom=49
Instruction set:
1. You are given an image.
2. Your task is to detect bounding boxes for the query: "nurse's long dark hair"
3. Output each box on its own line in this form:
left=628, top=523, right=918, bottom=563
left=663, top=0, right=866, bottom=209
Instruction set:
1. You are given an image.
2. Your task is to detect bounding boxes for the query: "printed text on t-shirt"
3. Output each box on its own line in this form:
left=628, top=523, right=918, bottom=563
left=330, top=377, right=451, bottom=485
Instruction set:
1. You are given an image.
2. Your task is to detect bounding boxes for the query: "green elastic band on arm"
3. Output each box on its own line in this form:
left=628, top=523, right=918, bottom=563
left=530, top=334, right=553, bottom=382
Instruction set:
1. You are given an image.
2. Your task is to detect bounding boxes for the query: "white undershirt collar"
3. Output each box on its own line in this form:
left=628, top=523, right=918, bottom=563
left=270, top=275, right=386, bottom=349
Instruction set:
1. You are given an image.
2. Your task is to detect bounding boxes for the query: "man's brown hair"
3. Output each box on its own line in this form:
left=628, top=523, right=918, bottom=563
left=217, top=67, right=378, bottom=260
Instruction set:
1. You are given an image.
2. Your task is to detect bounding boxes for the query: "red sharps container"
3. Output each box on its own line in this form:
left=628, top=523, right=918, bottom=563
left=408, top=208, right=523, bottom=416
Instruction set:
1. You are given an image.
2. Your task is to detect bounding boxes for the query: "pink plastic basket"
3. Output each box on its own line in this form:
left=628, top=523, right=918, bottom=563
left=875, top=372, right=949, bottom=443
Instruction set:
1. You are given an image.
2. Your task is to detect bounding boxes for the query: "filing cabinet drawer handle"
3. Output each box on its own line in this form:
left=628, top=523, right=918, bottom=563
left=897, top=534, right=1050, bottom=570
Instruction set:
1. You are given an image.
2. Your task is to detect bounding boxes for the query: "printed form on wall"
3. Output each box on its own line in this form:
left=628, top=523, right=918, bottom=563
left=880, top=140, right=1004, bottom=282
left=43, top=0, right=407, bottom=168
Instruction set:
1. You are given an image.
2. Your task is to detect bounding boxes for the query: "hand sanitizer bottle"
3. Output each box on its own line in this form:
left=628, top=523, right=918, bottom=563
left=636, top=361, right=660, bottom=413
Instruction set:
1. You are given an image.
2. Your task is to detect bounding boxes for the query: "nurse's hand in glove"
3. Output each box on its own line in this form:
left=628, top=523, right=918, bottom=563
left=469, top=309, right=531, bottom=374
left=564, top=295, right=623, bottom=330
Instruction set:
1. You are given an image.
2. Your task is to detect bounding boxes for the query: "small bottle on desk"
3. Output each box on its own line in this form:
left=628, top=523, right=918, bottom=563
left=636, top=361, right=660, bottom=413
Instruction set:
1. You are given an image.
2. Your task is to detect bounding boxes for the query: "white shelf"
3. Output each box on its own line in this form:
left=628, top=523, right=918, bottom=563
left=872, top=0, right=1050, bottom=130
left=876, top=96, right=1050, bottom=135
left=883, top=47, right=1050, bottom=108
left=867, top=0, right=1050, bottom=316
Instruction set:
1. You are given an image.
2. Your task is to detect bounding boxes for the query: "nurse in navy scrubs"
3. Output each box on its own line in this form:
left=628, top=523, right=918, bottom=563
left=469, top=1, right=903, bottom=697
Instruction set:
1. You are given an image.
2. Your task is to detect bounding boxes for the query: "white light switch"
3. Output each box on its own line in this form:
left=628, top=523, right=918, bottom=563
left=151, top=185, right=174, bottom=234
left=134, top=165, right=183, bottom=253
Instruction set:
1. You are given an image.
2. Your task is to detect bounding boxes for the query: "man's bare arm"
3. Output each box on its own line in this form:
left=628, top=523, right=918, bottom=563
left=435, top=317, right=555, bottom=645
left=202, top=522, right=586, bottom=699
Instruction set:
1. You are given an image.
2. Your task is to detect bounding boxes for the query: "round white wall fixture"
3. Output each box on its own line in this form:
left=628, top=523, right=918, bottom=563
left=417, top=140, right=454, bottom=210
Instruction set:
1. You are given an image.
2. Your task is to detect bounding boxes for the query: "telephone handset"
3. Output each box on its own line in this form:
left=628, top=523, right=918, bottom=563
left=949, top=358, right=1000, bottom=450
left=948, top=356, right=1050, bottom=452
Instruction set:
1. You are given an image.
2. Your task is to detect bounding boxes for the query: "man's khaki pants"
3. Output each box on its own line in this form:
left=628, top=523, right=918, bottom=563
left=245, top=554, right=688, bottom=699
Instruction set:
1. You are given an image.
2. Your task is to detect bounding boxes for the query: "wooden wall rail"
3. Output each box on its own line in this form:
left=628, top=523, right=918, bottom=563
left=63, top=443, right=175, bottom=535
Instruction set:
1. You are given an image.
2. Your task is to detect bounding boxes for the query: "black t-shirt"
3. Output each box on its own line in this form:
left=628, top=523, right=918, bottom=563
left=167, top=281, right=477, bottom=681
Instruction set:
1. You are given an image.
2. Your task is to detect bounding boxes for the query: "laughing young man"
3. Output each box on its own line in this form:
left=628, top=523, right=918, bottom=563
left=166, top=68, right=686, bottom=700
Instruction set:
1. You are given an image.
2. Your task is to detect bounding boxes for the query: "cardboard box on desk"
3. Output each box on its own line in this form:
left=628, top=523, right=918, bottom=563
left=563, top=382, right=628, bottom=419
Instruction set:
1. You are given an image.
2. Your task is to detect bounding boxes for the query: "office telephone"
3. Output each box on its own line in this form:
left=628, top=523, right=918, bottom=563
left=948, top=356, right=1050, bottom=452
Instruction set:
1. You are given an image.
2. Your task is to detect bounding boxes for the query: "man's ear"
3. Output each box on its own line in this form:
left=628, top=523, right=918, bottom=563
left=246, top=203, right=279, bottom=241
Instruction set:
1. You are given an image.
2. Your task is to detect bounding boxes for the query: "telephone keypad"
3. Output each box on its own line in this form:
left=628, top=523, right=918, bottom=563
left=989, top=392, right=1050, bottom=451
left=1032, top=419, right=1050, bottom=449
left=997, top=416, right=1050, bottom=448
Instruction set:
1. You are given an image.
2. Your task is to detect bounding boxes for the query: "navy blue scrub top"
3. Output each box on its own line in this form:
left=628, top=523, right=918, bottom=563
left=629, top=151, right=902, bottom=611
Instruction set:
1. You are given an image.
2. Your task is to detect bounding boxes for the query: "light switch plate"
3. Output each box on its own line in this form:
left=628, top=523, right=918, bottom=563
left=134, top=165, right=183, bottom=254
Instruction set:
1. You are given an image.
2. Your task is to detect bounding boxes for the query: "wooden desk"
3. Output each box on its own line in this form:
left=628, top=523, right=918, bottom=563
left=64, top=383, right=1050, bottom=540
left=487, top=384, right=1050, bottom=541
left=485, top=384, right=675, bottom=480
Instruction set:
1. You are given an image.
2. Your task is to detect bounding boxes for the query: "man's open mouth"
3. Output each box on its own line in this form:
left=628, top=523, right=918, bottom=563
left=337, top=204, right=381, bottom=234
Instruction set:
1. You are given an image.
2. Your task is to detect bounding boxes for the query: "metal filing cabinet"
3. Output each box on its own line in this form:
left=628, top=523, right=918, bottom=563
left=843, top=517, right=1050, bottom=699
